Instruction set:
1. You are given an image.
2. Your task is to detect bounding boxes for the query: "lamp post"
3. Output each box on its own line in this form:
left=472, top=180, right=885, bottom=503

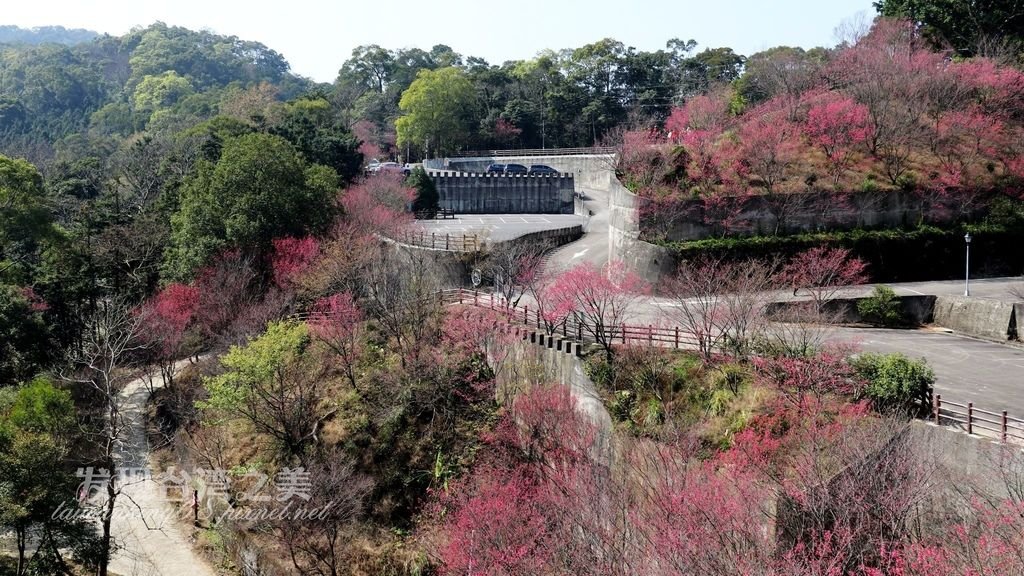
left=964, top=233, right=972, bottom=297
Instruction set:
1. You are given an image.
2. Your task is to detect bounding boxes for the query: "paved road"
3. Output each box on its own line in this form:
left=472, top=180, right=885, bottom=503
left=108, top=364, right=215, bottom=576
left=874, top=276, right=1024, bottom=302
left=0, top=363, right=215, bottom=575
left=451, top=156, right=1024, bottom=419
left=415, top=214, right=585, bottom=243
left=839, top=327, right=1024, bottom=416
left=543, top=188, right=610, bottom=273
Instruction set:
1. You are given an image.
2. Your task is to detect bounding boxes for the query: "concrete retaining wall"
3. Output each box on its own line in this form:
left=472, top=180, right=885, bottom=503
left=932, top=295, right=1017, bottom=341
left=485, top=328, right=613, bottom=460
left=662, top=189, right=937, bottom=241
left=429, top=171, right=574, bottom=214
left=766, top=295, right=937, bottom=326
left=608, top=177, right=677, bottom=287
left=500, top=224, right=583, bottom=248
left=911, top=421, right=1017, bottom=500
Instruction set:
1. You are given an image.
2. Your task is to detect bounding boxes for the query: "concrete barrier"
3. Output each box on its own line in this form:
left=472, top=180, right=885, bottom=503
left=932, top=295, right=1017, bottom=341
left=485, top=328, right=613, bottom=462
left=766, top=295, right=937, bottom=326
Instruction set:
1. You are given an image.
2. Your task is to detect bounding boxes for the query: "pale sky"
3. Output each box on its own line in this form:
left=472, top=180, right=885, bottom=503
left=5, top=0, right=876, bottom=82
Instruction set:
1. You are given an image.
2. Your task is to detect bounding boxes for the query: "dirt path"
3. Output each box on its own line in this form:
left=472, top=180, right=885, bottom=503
left=106, top=364, right=216, bottom=576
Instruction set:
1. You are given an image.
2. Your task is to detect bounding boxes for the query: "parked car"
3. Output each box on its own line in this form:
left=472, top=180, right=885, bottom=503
left=486, top=163, right=506, bottom=174
left=528, top=164, right=559, bottom=175
left=377, top=162, right=402, bottom=174
left=504, top=163, right=528, bottom=174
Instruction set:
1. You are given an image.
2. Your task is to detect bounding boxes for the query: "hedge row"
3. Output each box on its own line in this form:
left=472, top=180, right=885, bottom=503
left=660, top=224, right=1024, bottom=283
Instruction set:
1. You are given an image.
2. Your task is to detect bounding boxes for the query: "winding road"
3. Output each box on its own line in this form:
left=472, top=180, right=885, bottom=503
left=104, top=365, right=216, bottom=576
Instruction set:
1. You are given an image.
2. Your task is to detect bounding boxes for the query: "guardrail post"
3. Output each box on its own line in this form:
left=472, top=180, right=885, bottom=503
left=445, top=234, right=449, bottom=250
left=578, top=323, right=583, bottom=341
left=967, top=402, right=974, bottom=435
left=648, top=325, right=653, bottom=345
left=524, top=305, right=528, bottom=324
left=562, top=319, right=568, bottom=337
left=622, top=327, right=627, bottom=344
left=473, top=290, right=478, bottom=306
left=674, top=326, right=679, bottom=349
left=1002, top=411, right=1008, bottom=442
left=934, top=394, right=941, bottom=424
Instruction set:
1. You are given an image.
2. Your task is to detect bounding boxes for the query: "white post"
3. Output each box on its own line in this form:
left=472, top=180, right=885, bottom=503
left=964, top=233, right=972, bottom=297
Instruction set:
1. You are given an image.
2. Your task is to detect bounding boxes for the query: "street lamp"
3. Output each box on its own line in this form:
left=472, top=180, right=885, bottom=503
left=964, top=233, right=972, bottom=297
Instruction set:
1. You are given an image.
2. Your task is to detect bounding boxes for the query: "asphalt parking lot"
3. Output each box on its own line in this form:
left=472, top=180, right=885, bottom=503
left=415, top=214, right=586, bottom=242
left=835, top=327, right=1024, bottom=416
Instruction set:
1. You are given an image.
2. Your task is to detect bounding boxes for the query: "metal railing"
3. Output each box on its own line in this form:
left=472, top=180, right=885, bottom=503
left=448, top=147, right=616, bottom=158
left=932, top=394, right=1024, bottom=443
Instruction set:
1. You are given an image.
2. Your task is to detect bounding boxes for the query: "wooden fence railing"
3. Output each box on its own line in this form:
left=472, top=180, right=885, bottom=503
left=298, top=287, right=1024, bottom=446
left=932, top=394, right=1024, bottom=443
left=448, top=147, right=616, bottom=158
left=443, top=289, right=700, bottom=350
left=395, top=232, right=480, bottom=252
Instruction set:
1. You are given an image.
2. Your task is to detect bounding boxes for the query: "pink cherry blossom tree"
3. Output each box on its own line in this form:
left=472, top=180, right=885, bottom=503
left=805, top=93, right=874, bottom=186
left=307, top=292, right=364, bottom=392
left=546, top=261, right=648, bottom=361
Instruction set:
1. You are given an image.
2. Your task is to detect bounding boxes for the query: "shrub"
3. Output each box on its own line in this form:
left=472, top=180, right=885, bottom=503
left=851, top=353, right=934, bottom=416
left=585, top=355, right=615, bottom=388
left=662, top=224, right=1024, bottom=284
left=406, top=167, right=438, bottom=218
left=857, top=285, right=905, bottom=327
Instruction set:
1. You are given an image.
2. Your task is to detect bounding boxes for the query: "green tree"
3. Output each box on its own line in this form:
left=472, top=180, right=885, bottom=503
left=0, top=378, right=99, bottom=575
left=270, top=97, right=363, bottom=183
left=0, top=155, right=53, bottom=280
left=857, top=285, right=905, bottom=327
left=407, top=167, right=439, bottom=217
left=0, top=285, right=53, bottom=387
left=875, top=0, right=1024, bottom=57
left=9, top=377, right=75, bottom=434
left=678, top=47, right=746, bottom=98
left=165, top=133, right=338, bottom=280
left=396, top=67, right=475, bottom=157
left=132, top=71, right=195, bottom=125
left=200, top=321, right=331, bottom=458
left=338, top=44, right=395, bottom=94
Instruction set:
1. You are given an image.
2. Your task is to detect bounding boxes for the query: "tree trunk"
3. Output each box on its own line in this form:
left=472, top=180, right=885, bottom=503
left=16, top=526, right=25, bottom=576
left=98, top=453, right=117, bottom=576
